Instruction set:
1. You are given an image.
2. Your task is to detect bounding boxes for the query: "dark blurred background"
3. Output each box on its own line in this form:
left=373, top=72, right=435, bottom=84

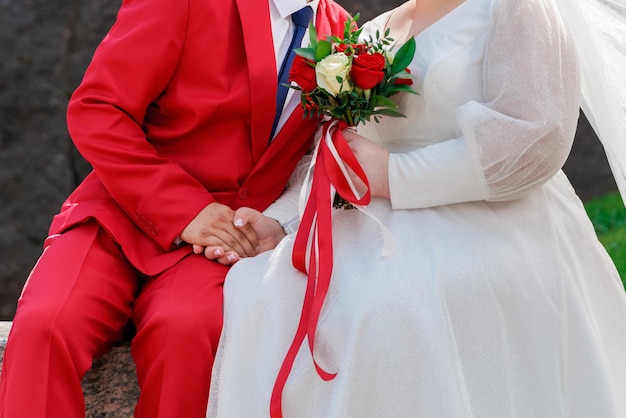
left=0, top=0, right=617, bottom=319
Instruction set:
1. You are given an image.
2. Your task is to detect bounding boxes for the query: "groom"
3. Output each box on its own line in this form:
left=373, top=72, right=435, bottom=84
left=0, top=0, right=348, bottom=417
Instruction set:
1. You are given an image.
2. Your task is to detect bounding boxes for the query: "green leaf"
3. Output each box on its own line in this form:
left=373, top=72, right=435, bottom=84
left=373, top=95, right=398, bottom=109
left=315, top=40, right=333, bottom=61
left=374, top=108, right=407, bottom=118
left=391, top=37, right=416, bottom=75
left=283, top=82, right=300, bottom=90
left=352, top=27, right=364, bottom=42
left=343, top=13, right=360, bottom=41
left=308, top=22, right=318, bottom=49
left=294, top=47, right=316, bottom=62
left=385, top=83, right=419, bottom=95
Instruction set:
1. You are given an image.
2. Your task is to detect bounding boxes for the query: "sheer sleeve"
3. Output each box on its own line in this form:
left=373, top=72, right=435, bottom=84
left=388, top=0, right=580, bottom=209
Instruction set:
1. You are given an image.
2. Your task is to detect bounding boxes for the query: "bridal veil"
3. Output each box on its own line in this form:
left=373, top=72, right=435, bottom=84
left=554, top=0, right=626, bottom=204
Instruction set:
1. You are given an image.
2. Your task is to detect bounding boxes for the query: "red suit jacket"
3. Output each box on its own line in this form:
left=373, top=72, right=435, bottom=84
left=51, top=0, right=349, bottom=275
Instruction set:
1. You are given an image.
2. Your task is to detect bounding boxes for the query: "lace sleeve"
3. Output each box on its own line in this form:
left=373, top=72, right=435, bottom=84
left=388, top=0, right=580, bottom=209
left=457, top=0, right=580, bottom=201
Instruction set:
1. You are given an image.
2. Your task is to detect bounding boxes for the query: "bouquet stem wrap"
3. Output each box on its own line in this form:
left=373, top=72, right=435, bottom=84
left=270, top=119, right=370, bottom=417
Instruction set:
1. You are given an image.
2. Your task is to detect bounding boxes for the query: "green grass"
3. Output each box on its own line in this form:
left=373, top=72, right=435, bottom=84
left=584, top=192, right=626, bottom=287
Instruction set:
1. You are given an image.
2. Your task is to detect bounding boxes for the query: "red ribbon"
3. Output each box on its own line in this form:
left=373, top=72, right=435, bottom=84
left=270, top=119, right=370, bottom=417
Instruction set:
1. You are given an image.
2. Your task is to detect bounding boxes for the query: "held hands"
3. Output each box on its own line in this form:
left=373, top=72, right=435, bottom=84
left=180, top=202, right=286, bottom=266
left=342, top=128, right=390, bottom=199
left=180, top=202, right=261, bottom=265
left=180, top=129, right=388, bottom=265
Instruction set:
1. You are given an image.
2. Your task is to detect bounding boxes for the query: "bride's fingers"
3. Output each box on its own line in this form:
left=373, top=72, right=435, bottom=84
left=209, top=249, right=240, bottom=265
left=234, top=207, right=263, bottom=228
left=201, top=245, right=223, bottom=259
left=202, top=246, right=240, bottom=264
left=192, top=244, right=204, bottom=255
left=346, top=164, right=368, bottom=194
left=341, top=128, right=363, bottom=145
left=218, top=252, right=240, bottom=265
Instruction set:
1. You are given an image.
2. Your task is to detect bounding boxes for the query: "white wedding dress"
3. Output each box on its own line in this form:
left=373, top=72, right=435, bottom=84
left=208, top=0, right=626, bottom=416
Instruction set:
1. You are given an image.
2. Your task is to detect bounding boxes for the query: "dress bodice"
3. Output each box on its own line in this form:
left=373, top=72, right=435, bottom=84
left=357, top=0, right=492, bottom=152
left=356, top=0, right=580, bottom=208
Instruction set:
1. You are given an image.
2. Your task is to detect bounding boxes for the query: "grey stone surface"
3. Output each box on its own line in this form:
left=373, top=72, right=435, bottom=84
left=0, top=322, right=138, bottom=417
left=83, top=344, right=138, bottom=418
left=0, top=0, right=617, bottom=321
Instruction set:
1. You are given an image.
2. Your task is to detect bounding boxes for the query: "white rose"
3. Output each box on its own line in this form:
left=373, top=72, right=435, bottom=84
left=315, top=52, right=352, bottom=96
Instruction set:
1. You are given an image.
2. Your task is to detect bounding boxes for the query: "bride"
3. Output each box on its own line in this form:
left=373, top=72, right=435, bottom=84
left=207, top=0, right=626, bottom=416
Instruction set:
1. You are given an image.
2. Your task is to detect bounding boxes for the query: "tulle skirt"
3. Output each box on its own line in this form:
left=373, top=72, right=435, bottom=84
left=208, top=171, right=626, bottom=417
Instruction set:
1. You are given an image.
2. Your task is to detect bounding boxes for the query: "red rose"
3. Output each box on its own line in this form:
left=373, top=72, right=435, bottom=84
left=288, top=55, right=317, bottom=93
left=394, top=68, right=414, bottom=86
left=350, top=53, right=386, bottom=90
left=335, top=43, right=368, bottom=56
left=334, top=43, right=350, bottom=54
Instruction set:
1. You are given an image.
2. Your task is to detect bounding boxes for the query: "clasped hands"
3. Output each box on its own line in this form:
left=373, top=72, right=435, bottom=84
left=179, top=202, right=286, bottom=266
left=180, top=128, right=389, bottom=266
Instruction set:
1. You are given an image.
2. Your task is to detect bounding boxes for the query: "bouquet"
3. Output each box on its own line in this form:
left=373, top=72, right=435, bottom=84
left=288, top=13, right=417, bottom=126
left=287, top=14, right=417, bottom=207
left=271, top=15, right=418, bottom=418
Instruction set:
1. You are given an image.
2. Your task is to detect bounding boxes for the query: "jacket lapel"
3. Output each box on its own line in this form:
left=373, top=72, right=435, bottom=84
left=235, top=0, right=277, bottom=161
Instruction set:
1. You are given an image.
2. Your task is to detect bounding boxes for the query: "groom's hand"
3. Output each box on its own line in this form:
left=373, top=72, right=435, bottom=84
left=180, top=202, right=260, bottom=263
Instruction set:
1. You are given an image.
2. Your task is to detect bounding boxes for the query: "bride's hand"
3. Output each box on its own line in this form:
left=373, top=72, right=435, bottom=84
left=232, top=207, right=286, bottom=253
left=342, top=128, right=390, bottom=199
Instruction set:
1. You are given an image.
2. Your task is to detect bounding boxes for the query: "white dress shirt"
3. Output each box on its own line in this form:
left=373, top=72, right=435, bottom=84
left=263, top=0, right=321, bottom=231
left=269, top=0, right=320, bottom=136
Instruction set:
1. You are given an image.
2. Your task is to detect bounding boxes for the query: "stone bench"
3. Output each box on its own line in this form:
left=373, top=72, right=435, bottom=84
left=0, top=321, right=139, bottom=417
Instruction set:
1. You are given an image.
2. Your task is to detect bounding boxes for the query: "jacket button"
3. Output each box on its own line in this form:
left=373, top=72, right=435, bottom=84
left=238, top=188, right=249, bottom=199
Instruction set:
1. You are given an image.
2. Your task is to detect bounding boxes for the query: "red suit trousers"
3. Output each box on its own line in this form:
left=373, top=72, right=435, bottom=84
left=0, top=220, right=225, bottom=418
